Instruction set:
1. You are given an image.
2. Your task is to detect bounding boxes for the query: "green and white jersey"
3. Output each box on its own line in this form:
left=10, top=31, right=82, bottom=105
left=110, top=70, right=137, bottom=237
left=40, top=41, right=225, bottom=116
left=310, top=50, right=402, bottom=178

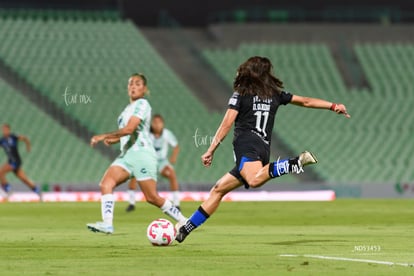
left=117, top=98, right=153, bottom=155
left=150, top=128, right=178, bottom=160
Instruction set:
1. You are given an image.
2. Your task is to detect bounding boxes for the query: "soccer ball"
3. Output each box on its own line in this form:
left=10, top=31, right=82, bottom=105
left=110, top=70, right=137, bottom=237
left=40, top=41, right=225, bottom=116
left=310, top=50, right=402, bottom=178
left=146, top=218, right=176, bottom=246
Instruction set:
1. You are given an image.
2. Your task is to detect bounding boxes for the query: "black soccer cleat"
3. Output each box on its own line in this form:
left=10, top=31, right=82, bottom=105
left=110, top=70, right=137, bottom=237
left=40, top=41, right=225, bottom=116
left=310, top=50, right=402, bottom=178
left=175, top=226, right=189, bottom=243
left=125, top=204, right=135, bottom=212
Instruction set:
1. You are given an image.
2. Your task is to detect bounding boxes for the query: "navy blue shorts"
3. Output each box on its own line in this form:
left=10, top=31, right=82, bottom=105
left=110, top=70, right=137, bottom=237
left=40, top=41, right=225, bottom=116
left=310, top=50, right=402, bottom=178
left=229, top=132, right=270, bottom=189
left=8, top=159, right=21, bottom=172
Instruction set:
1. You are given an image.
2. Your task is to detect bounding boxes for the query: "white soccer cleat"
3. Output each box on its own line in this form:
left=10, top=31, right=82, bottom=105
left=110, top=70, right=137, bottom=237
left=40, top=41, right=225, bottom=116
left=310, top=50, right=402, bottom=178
left=87, top=222, right=114, bottom=234
left=290, top=151, right=318, bottom=174
left=299, top=151, right=318, bottom=167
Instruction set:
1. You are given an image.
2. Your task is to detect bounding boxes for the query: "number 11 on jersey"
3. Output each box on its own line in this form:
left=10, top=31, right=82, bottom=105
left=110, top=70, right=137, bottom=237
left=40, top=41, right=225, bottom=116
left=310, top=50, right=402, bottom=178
left=254, top=111, right=269, bottom=138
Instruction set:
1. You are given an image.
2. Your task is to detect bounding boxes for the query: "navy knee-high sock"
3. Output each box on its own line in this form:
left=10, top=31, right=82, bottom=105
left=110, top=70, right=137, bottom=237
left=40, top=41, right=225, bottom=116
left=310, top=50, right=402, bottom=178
left=268, top=157, right=300, bottom=178
left=183, top=206, right=210, bottom=234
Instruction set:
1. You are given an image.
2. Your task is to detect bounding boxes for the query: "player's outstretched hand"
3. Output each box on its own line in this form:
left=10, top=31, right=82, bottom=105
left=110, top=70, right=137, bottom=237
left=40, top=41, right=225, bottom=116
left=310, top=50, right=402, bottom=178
left=201, top=151, right=214, bottom=167
left=90, top=135, right=105, bottom=147
left=103, top=137, right=120, bottom=146
left=334, top=103, right=351, bottom=118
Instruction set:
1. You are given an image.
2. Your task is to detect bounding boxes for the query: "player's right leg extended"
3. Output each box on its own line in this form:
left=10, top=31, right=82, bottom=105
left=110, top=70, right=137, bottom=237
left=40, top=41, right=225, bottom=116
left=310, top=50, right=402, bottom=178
left=14, top=168, right=42, bottom=199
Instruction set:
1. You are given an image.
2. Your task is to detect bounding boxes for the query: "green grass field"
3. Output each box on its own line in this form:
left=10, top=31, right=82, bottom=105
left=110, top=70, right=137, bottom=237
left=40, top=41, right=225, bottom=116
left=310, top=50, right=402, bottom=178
left=1, top=200, right=413, bottom=275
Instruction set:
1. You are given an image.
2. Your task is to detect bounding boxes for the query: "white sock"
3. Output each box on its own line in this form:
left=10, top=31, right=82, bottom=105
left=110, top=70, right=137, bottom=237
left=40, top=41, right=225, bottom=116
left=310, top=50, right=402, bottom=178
left=171, top=191, right=180, bottom=207
left=161, top=199, right=186, bottom=223
left=101, top=194, right=115, bottom=226
left=0, top=188, right=7, bottom=198
left=127, top=189, right=136, bottom=205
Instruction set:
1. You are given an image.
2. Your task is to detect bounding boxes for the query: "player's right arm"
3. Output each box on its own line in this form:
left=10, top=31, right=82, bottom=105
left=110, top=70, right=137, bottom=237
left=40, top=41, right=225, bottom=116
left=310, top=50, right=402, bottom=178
left=91, top=99, right=149, bottom=147
left=103, top=137, right=120, bottom=146
left=201, top=108, right=238, bottom=167
left=90, top=116, right=141, bottom=147
left=290, top=95, right=350, bottom=118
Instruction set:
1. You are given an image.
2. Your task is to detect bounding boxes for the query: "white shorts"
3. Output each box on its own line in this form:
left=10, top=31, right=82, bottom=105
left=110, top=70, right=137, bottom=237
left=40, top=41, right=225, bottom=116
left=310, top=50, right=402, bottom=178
left=111, top=148, right=157, bottom=181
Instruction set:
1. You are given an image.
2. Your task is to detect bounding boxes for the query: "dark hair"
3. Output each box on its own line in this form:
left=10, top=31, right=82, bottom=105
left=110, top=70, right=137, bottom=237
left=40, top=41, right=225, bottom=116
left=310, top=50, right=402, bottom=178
left=3, top=123, right=10, bottom=128
left=152, top=114, right=164, bottom=121
left=130, top=73, right=147, bottom=85
left=233, top=56, right=284, bottom=99
left=150, top=114, right=164, bottom=134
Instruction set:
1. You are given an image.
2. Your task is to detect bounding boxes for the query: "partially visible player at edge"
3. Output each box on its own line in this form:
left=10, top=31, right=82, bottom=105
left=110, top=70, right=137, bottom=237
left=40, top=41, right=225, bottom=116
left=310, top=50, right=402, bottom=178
left=0, top=124, right=41, bottom=199
left=176, top=56, right=350, bottom=243
left=86, top=73, right=186, bottom=234
left=126, top=114, right=181, bottom=212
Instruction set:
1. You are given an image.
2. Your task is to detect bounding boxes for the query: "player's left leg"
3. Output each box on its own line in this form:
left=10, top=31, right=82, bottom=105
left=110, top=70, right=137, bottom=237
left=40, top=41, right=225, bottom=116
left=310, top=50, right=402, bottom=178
left=0, top=163, right=13, bottom=194
left=137, top=178, right=187, bottom=224
left=160, top=165, right=180, bottom=208
left=14, top=168, right=41, bottom=196
left=176, top=173, right=242, bottom=243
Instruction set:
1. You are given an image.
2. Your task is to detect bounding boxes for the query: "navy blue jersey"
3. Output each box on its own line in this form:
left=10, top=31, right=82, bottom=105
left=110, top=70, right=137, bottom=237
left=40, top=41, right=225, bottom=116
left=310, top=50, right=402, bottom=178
left=228, top=91, right=292, bottom=144
left=0, top=134, right=21, bottom=163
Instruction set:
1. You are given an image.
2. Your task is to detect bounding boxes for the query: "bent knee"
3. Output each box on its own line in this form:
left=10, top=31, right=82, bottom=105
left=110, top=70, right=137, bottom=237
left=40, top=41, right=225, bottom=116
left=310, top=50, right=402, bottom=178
left=163, top=167, right=176, bottom=178
left=145, top=194, right=163, bottom=206
left=99, top=180, right=115, bottom=189
left=245, top=178, right=264, bottom=188
left=211, top=181, right=228, bottom=196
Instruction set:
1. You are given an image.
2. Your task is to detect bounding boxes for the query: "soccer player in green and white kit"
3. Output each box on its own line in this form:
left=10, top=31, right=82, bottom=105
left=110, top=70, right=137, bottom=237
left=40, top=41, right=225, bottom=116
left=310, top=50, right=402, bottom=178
left=126, top=114, right=181, bottom=212
left=87, top=73, right=187, bottom=234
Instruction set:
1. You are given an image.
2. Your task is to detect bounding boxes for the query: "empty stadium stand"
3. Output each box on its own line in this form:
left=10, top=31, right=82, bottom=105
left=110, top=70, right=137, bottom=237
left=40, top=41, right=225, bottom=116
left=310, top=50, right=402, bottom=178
left=0, top=13, right=241, bottom=185
left=0, top=77, right=111, bottom=184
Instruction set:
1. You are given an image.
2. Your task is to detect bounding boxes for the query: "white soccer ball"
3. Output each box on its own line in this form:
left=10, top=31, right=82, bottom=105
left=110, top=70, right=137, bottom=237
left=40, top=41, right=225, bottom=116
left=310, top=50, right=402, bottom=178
left=146, top=218, right=176, bottom=246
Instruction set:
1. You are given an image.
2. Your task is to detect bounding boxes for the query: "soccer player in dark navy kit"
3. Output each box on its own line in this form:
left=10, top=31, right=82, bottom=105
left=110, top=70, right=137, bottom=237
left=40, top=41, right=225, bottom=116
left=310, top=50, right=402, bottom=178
left=176, top=56, right=350, bottom=242
left=0, top=124, right=41, bottom=198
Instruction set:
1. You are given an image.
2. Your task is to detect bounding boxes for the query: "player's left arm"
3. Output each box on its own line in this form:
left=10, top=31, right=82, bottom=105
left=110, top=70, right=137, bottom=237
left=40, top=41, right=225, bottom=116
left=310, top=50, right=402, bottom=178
left=90, top=116, right=141, bottom=147
left=290, top=95, right=350, bottom=118
left=18, top=135, right=31, bottom=152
